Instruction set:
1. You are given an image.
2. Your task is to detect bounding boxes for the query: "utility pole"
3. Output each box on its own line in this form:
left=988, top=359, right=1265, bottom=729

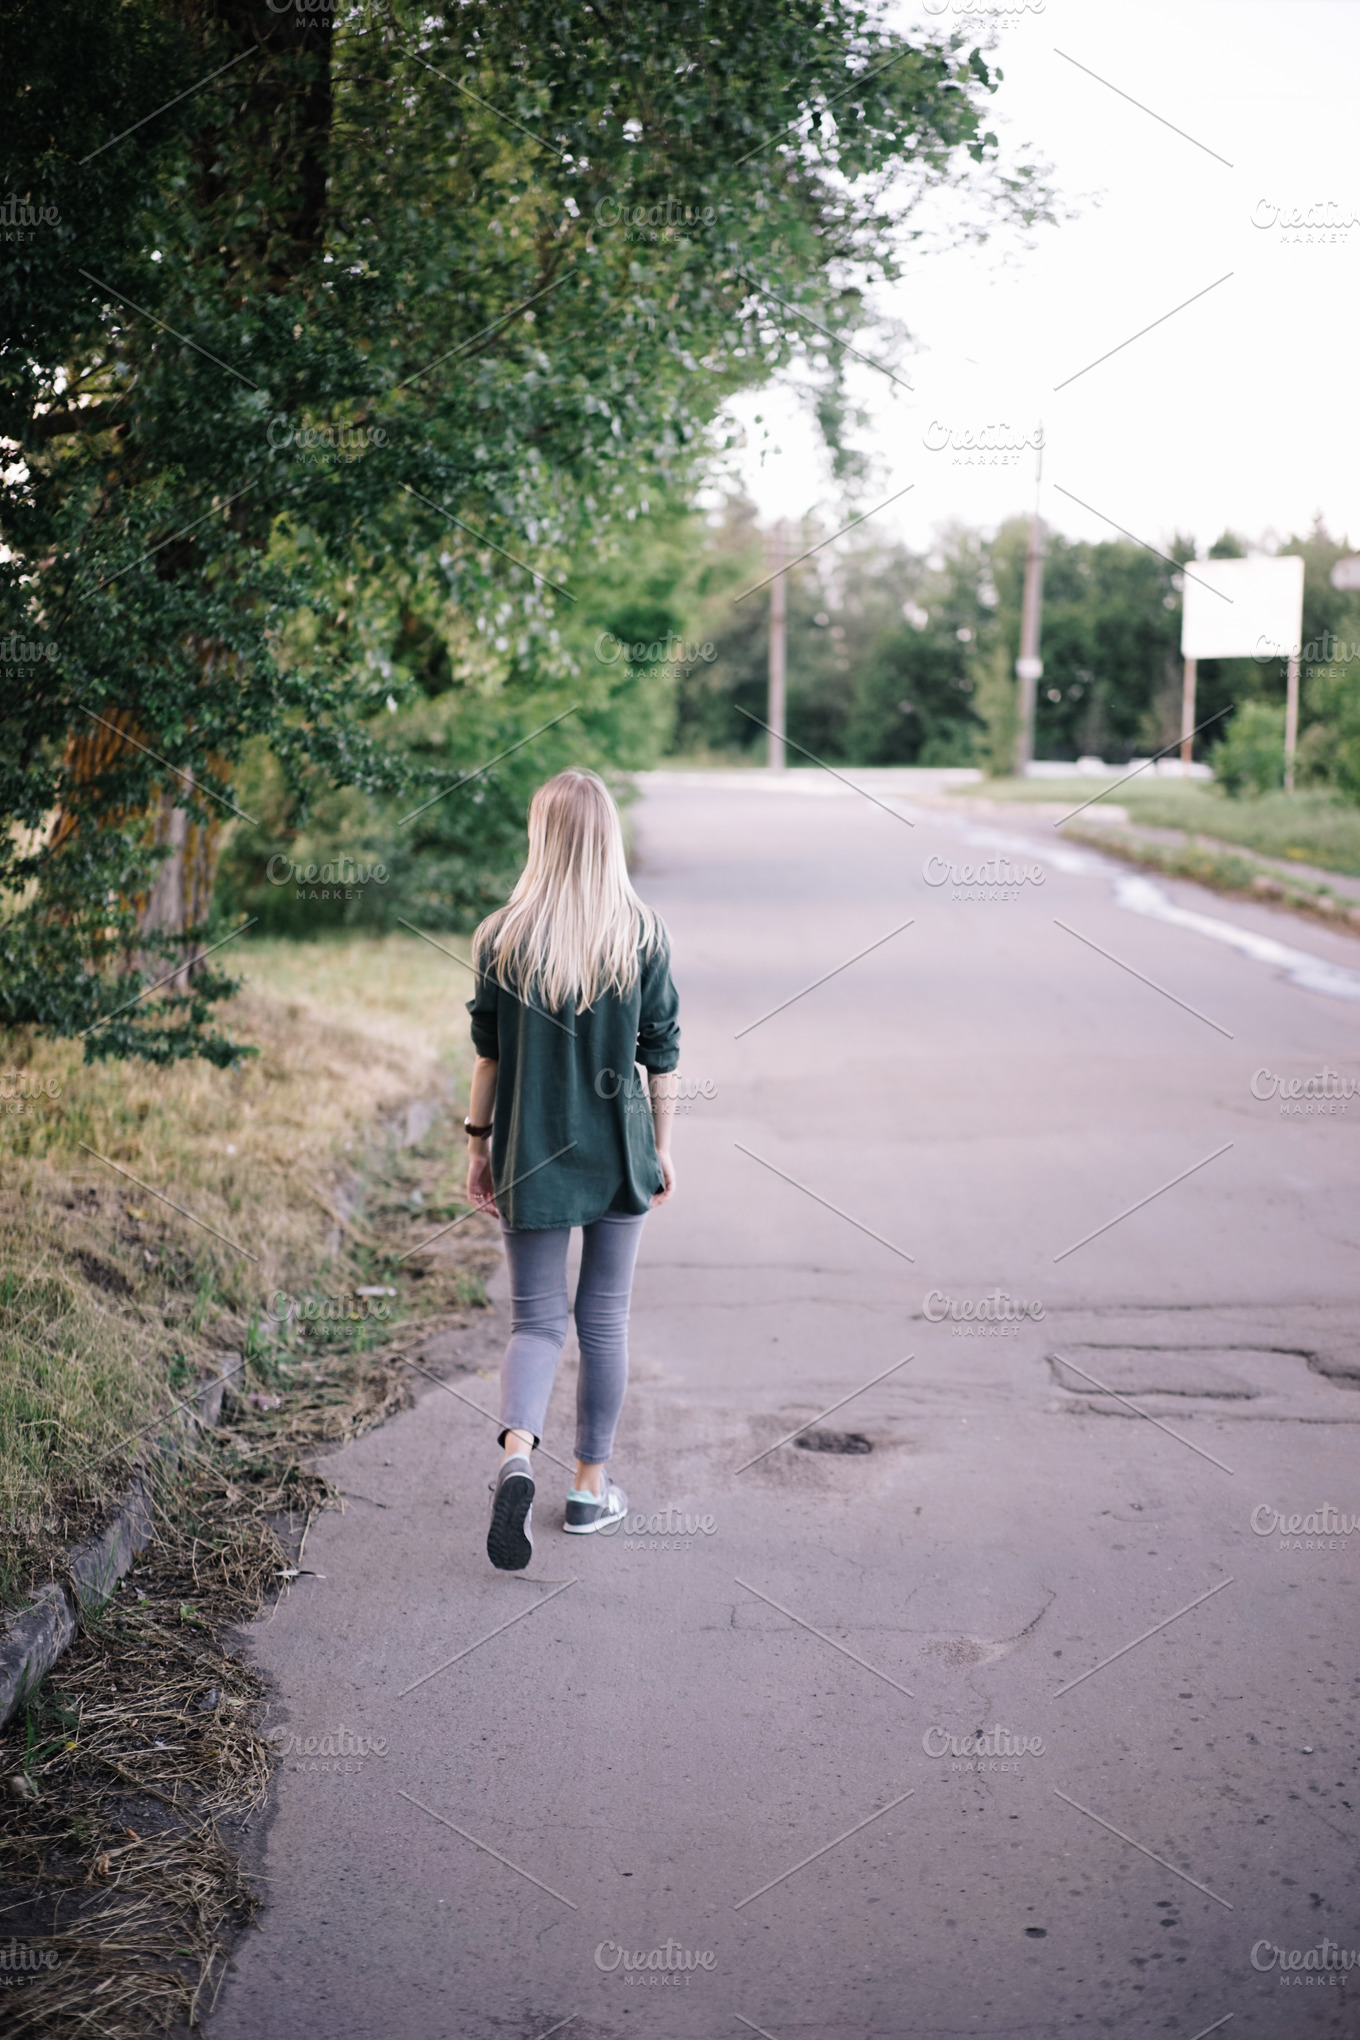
left=1013, top=435, right=1045, bottom=774
left=767, top=520, right=787, bottom=770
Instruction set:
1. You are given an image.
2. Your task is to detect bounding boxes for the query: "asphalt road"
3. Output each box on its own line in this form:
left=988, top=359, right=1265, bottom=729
left=210, top=769, right=1360, bottom=2040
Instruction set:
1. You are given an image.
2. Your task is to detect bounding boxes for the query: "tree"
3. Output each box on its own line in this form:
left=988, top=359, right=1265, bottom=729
left=669, top=508, right=993, bottom=765
left=981, top=519, right=1191, bottom=765
left=3, top=0, right=1049, bottom=1057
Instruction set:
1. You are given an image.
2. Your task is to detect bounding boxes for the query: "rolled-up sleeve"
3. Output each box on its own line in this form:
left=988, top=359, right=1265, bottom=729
left=467, top=973, right=500, bottom=1060
left=635, top=939, right=680, bottom=1073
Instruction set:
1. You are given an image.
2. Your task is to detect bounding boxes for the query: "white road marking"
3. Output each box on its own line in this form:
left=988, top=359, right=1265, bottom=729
left=1114, top=876, right=1360, bottom=1002
left=950, top=817, right=1360, bottom=1002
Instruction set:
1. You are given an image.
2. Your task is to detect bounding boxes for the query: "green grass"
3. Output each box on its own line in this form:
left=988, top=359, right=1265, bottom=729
left=235, top=929, right=482, bottom=1065
left=956, top=778, right=1360, bottom=877
left=653, top=748, right=770, bottom=771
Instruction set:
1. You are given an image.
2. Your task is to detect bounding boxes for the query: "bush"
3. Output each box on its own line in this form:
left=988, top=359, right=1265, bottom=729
left=1214, top=702, right=1287, bottom=796
left=1305, top=665, right=1360, bottom=802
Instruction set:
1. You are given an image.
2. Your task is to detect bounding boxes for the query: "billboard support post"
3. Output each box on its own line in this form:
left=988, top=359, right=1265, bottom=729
left=1180, top=657, right=1198, bottom=767
left=1284, top=651, right=1300, bottom=793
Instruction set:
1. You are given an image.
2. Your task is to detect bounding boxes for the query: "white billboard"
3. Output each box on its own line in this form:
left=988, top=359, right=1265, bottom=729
left=1180, top=554, right=1305, bottom=662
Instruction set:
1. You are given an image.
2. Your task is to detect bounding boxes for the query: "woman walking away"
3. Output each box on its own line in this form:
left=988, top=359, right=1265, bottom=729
left=464, top=769, right=680, bottom=1572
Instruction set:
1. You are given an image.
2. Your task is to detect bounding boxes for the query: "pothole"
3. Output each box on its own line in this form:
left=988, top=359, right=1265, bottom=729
left=795, top=1429, right=873, bottom=1454
left=1047, top=1349, right=1259, bottom=1399
left=925, top=1636, right=992, bottom=1667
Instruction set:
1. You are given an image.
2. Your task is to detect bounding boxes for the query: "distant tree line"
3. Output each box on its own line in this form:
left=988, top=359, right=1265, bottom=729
left=668, top=504, right=1360, bottom=793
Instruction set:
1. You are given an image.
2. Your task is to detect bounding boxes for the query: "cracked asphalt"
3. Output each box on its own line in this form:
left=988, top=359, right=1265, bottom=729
left=210, top=769, right=1360, bottom=2040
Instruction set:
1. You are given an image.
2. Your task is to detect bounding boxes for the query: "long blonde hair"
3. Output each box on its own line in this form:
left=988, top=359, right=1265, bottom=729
left=473, top=770, right=661, bottom=1011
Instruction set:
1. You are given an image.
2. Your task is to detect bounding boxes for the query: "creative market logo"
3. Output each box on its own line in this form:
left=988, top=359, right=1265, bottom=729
left=594, top=632, right=716, bottom=672
left=597, top=1504, right=718, bottom=1549
left=265, top=1724, right=388, bottom=1774
left=266, top=417, right=387, bottom=464
left=594, top=1068, right=716, bottom=1116
left=0, top=1069, right=63, bottom=1120
left=1252, top=630, right=1360, bottom=675
left=595, top=1937, right=717, bottom=1985
left=1251, top=1935, right=1357, bottom=1984
left=924, top=1289, right=1045, bottom=1336
left=0, top=637, right=58, bottom=663
left=1251, top=1503, right=1358, bottom=1551
left=0, top=196, right=60, bottom=242
left=923, top=1724, right=1046, bottom=1772
left=1250, top=1067, right=1356, bottom=1117
left=923, top=853, right=1046, bottom=901
left=265, top=0, right=336, bottom=29
left=266, top=854, right=389, bottom=901
left=268, top=1287, right=394, bottom=1337
left=593, top=196, right=716, bottom=243
left=923, top=0, right=1044, bottom=16
left=0, top=1939, right=61, bottom=1985
left=1251, top=199, right=1357, bottom=244
left=923, top=422, right=1044, bottom=466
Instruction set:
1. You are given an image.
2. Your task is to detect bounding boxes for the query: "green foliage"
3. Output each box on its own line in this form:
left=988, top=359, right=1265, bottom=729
left=1306, top=663, right=1360, bottom=802
left=843, top=529, right=991, bottom=764
left=669, top=508, right=1360, bottom=804
left=670, top=507, right=989, bottom=765
left=993, top=519, right=1191, bottom=761
left=3, top=0, right=1042, bottom=1056
left=672, top=509, right=1182, bottom=771
left=216, top=496, right=708, bottom=932
left=1213, top=702, right=1287, bottom=797
left=970, top=641, right=1019, bottom=777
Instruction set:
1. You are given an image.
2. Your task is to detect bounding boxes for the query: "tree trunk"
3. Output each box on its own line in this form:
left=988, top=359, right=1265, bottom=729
left=51, top=704, right=225, bottom=986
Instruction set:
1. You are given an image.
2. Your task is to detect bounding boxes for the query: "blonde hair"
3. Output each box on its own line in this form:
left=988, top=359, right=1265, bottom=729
left=473, top=769, right=662, bottom=1012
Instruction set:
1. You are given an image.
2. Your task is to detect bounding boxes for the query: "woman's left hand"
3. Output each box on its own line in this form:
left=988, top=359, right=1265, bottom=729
left=467, top=1147, right=500, bottom=1218
left=650, top=1151, right=675, bottom=1207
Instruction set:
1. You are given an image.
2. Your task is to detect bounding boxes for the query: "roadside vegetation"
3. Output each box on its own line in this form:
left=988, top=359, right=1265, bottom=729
left=953, top=777, right=1360, bottom=881
left=0, top=932, right=494, bottom=2031
left=0, top=934, right=484, bottom=1607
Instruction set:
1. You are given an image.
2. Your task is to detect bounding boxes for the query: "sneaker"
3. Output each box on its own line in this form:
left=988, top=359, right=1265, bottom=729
left=486, top=1455, right=535, bottom=1571
left=563, top=1476, right=628, bottom=1535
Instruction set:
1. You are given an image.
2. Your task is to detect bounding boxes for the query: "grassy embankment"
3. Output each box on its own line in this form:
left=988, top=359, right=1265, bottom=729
left=0, top=932, right=485, bottom=1608
left=0, top=932, right=497, bottom=2036
left=954, top=778, right=1360, bottom=922
left=957, top=777, right=1360, bottom=871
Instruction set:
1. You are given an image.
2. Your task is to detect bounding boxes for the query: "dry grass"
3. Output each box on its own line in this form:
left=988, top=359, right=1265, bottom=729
left=0, top=932, right=480, bottom=1602
left=235, top=928, right=483, bottom=1062
left=0, top=1440, right=332, bottom=2036
left=0, top=932, right=500, bottom=2033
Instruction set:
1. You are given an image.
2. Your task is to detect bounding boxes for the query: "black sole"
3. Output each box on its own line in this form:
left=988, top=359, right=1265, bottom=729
left=487, top=1473, right=534, bottom=1571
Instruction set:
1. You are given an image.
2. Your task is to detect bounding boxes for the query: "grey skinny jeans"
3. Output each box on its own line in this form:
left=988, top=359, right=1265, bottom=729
left=498, top=1211, right=648, bottom=1466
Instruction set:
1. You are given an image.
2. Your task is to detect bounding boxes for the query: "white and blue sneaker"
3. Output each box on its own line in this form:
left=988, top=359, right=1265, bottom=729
left=563, top=1476, right=627, bottom=1535
left=487, top=1454, right=534, bottom=1571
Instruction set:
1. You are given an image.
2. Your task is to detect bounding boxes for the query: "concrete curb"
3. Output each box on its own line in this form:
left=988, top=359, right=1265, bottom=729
left=1063, top=820, right=1360, bottom=932
left=0, top=1354, right=242, bottom=1731
left=930, top=790, right=1360, bottom=928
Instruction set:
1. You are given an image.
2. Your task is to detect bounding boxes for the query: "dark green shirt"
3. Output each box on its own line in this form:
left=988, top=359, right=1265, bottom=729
left=467, top=933, right=681, bottom=1230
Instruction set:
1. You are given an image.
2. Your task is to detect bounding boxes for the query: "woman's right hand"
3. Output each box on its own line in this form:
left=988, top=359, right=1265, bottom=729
left=467, top=1146, right=500, bottom=1218
left=650, top=1150, right=676, bottom=1207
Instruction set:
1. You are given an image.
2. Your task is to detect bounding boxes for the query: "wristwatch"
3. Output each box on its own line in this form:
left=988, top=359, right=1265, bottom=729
left=464, top=1117, right=493, bottom=1138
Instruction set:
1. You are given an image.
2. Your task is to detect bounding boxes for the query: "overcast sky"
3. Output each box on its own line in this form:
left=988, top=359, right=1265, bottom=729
left=722, top=0, right=1360, bottom=566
